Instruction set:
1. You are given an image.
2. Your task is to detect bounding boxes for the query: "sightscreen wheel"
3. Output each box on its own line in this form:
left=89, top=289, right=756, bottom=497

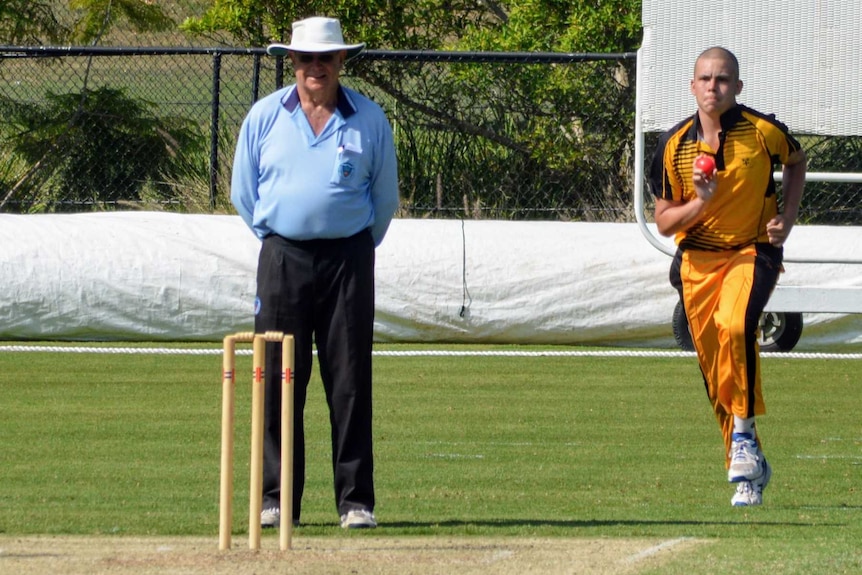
left=672, top=300, right=695, bottom=351
left=758, top=311, right=803, bottom=352
left=672, top=301, right=803, bottom=353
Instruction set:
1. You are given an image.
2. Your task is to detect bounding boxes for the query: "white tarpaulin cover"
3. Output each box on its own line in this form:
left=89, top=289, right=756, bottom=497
left=1, top=213, right=860, bottom=347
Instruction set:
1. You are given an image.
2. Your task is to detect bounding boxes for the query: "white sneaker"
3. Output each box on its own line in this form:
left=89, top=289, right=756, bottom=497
left=340, top=508, right=377, bottom=529
left=731, top=459, right=772, bottom=506
left=728, top=433, right=763, bottom=482
left=260, top=507, right=280, bottom=528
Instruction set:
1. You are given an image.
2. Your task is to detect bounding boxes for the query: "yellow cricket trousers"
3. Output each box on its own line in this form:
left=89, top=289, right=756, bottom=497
left=670, top=243, right=783, bottom=466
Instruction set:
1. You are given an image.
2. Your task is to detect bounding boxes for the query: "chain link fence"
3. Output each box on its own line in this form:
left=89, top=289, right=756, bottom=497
left=0, top=46, right=860, bottom=223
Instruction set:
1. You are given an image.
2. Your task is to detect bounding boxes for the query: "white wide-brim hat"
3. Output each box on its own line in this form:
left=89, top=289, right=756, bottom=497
left=266, top=17, right=366, bottom=61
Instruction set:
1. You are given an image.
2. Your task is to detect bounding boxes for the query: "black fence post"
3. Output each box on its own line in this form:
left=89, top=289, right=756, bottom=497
left=252, top=53, right=261, bottom=106
left=275, top=56, right=284, bottom=90
left=209, top=52, right=222, bottom=211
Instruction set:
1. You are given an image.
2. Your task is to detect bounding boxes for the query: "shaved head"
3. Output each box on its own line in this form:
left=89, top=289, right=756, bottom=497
left=695, top=47, right=740, bottom=82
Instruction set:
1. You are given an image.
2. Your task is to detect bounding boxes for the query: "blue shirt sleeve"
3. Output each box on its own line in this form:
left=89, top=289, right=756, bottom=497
left=367, top=113, right=400, bottom=246
left=230, top=113, right=260, bottom=235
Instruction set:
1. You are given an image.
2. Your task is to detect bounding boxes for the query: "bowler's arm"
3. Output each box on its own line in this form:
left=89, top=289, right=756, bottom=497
left=654, top=196, right=708, bottom=237
left=766, top=149, right=806, bottom=246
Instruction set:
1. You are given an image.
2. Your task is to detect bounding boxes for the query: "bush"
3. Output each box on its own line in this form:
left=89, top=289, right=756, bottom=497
left=0, top=86, right=204, bottom=212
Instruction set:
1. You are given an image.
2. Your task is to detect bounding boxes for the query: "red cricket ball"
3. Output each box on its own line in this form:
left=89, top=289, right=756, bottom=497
left=695, top=155, right=716, bottom=175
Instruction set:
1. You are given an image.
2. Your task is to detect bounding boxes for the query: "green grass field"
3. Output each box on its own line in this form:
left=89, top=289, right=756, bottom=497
left=0, top=344, right=860, bottom=574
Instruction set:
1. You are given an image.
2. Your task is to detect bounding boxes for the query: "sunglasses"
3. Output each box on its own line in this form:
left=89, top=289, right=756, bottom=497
left=296, top=52, right=338, bottom=64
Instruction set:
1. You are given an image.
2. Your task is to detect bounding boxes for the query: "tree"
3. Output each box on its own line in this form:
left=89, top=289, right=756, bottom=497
left=0, top=1, right=195, bottom=212
left=0, top=1, right=69, bottom=44
left=0, top=0, right=174, bottom=45
left=183, top=1, right=643, bottom=220
left=448, top=1, right=641, bottom=218
left=70, top=0, right=174, bottom=44
left=1, top=87, right=204, bottom=212
left=180, top=0, right=486, bottom=50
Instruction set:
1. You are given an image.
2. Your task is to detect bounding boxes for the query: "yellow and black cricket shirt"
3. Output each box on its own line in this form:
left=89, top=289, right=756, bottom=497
left=649, top=104, right=803, bottom=251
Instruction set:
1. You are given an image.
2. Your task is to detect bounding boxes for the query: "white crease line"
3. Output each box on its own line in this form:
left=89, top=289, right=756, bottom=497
left=417, top=441, right=581, bottom=447
left=820, top=437, right=862, bottom=442
left=426, top=453, right=485, bottom=459
left=796, top=455, right=862, bottom=460
left=624, top=537, right=693, bottom=564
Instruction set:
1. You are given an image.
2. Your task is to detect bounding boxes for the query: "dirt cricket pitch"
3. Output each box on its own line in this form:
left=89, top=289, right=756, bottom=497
left=0, top=534, right=703, bottom=574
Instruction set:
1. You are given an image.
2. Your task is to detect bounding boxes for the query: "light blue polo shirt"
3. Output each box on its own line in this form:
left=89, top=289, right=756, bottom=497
left=231, top=84, right=399, bottom=246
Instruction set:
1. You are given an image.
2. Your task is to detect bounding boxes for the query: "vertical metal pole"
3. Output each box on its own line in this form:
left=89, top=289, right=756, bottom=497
left=209, top=52, right=222, bottom=212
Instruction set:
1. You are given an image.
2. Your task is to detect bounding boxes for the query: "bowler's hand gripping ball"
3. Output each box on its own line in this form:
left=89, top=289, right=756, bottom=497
left=695, top=155, right=716, bottom=177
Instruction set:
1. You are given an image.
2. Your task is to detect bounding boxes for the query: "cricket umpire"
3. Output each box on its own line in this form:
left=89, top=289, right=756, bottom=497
left=231, top=16, right=400, bottom=529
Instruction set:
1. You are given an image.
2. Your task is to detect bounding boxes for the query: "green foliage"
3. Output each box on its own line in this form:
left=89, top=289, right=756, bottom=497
left=180, top=0, right=642, bottom=54
left=0, top=0, right=69, bottom=44
left=798, top=136, right=862, bottom=224
left=453, top=0, right=642, bottom=53
left=0, top=0, right=174, bottom=45
left=443, top=2, right=640, bottom=217
left=4, top=1, right=647, bottom=216
left=182, top=1, right=642, bottom=219
left=0, top=1, right=199, bottom=211
left=180, top=0, right=486, bottom=49
left=151, top=125, right=238, bottom=214
left=0, top=87, right=205, bottom=212
left=69, top=0, right=175, bottom=44
left=180, top=0, right=289, bottom=45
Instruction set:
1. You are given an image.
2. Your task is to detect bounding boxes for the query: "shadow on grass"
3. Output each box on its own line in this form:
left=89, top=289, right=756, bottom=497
left=295, top=517, right=846, bottom=530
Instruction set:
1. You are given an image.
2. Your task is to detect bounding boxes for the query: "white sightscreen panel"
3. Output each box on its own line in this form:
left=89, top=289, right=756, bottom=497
left=640, top=0, right=862, bottom=135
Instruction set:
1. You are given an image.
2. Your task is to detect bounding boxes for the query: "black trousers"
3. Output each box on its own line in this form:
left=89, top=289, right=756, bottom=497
left=255, top=230, right=376, bottom=519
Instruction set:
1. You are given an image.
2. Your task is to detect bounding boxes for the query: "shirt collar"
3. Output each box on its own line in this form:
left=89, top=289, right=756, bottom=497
left=283, top=85, right=357, bottom=118
left=687, top=104, right=743, bottom=141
